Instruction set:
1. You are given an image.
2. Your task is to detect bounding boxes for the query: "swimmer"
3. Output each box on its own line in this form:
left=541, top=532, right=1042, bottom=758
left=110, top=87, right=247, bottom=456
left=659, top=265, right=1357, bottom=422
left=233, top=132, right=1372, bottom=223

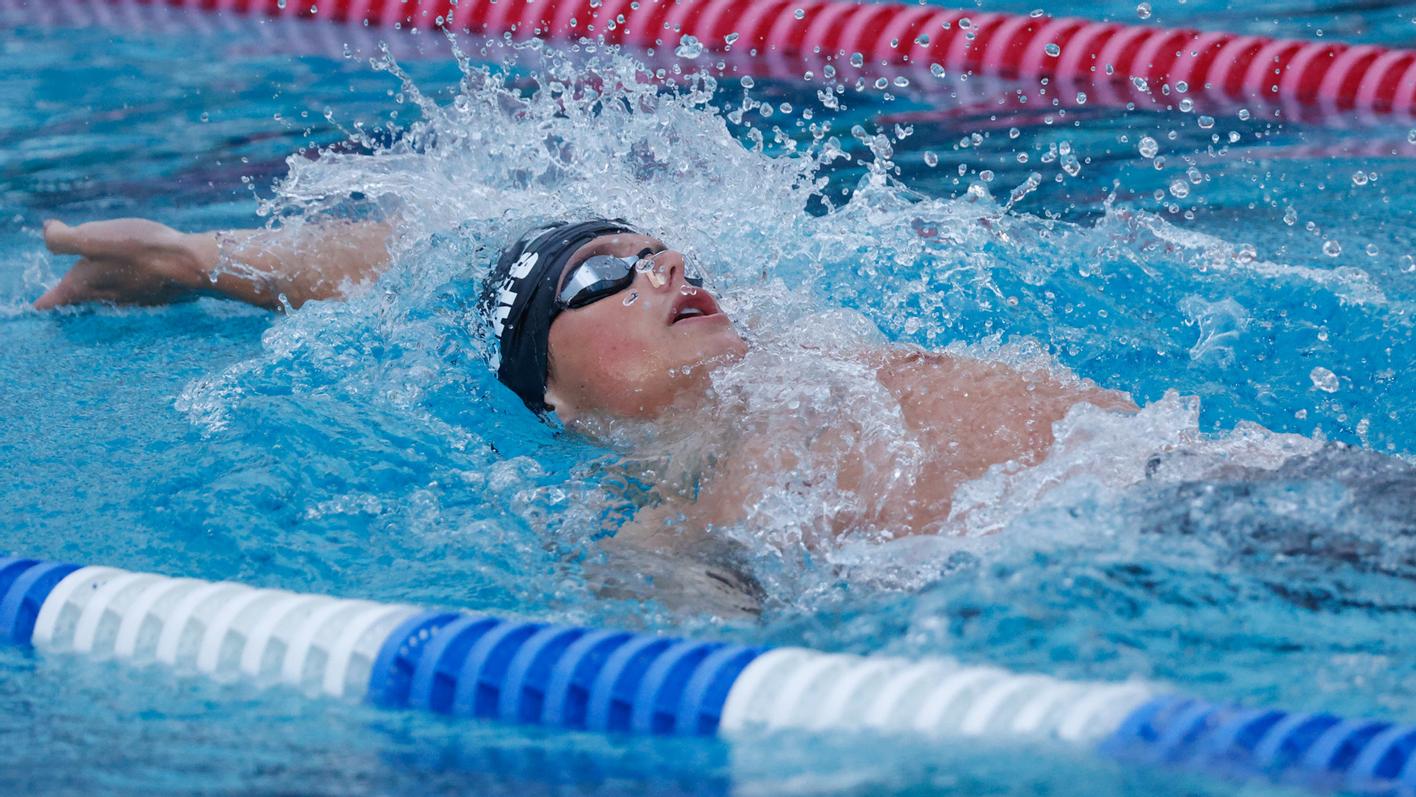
left=35, top=216, right=1137, bottom=611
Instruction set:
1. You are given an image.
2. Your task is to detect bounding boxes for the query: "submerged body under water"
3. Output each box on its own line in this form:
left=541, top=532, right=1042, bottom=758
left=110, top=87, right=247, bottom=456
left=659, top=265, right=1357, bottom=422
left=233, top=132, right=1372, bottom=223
left=2, top=7, right=1416, bottom=795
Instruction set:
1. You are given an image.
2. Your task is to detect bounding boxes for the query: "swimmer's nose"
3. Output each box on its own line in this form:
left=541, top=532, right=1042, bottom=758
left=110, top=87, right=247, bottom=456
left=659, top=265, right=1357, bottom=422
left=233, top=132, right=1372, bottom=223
left=637, top=249, right=687, bottom=291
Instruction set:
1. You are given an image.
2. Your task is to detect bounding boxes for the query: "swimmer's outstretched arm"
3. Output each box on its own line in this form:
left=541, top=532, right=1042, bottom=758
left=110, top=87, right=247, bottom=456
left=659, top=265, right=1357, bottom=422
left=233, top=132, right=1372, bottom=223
left=34, top=217, right=394, bottom=311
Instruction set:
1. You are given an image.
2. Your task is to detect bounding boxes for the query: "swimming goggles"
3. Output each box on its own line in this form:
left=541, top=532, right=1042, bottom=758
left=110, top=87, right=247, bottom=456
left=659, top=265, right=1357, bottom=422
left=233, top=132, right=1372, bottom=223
left=556, top=250, right=705, bottom=310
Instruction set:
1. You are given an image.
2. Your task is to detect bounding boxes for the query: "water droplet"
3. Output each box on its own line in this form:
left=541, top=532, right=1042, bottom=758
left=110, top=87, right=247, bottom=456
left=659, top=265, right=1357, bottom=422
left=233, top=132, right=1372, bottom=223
left=1309, top=366, right=1339, bottom=393
left=1030, top=8, right=1044, bottom=17
left=1138, top=136, right=1159, bottom=158
left=924, top=151, right=938, bottom=167
left=1283, top=206, right=1298, bottom=225
left=724, top=31, right=739, bottom=45
left=1238, top=108, right=1251, bottom=121
left=850, top=52, right=864, bottom=68
left=1169, top=179, right=1190, bottom=198
left=1131, top=76, right=1150, bottom=92
left=930, top=63, right=945, bottom=77
left=979, top=169, right=995, bottom=182
left=793, top=7, right=805, bottom=20
left=1352, top=171, right=1369, bottom=186
left=1044, top=42, right=1061, bottom=57
left=1228, top=131, right=1241, bottom=143
left=1075, top=91, right=1088, bottom=104
left=874, top=77, right=889, bottom=90
left=823, top=64, right=836, bottom=79
left=1174, top=80, right=1188, bottom=93
left=1408, top=128, right=1416, bottom=144
left=1008, top=127, right=1020, bottom=139
left=894, top=76, right=909, bottom=87
left=1016, top=152, right=1030, bottom=163
left=1136, top=2, right=1151, bottom=19
left=1322, top=239, right=1342, bottom=257
left=915, top=34, right=930, bottom=46
left=1197, top=115, right=1214, bottom=129
left=675, top=34, right=703, bottom=59
left=1365, top=243, right=1379, bottom=257
left=1061, top=154, right=1081, bottom=176
left=1178, top=98, right=1193, bottom=112
left=740, top=76, right=754, bottom=88
left=958, top=17, right=972, bottom=29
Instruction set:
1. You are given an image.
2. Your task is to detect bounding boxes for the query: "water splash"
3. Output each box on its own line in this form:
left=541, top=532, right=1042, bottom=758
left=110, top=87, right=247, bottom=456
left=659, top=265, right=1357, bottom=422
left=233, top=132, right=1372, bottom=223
left=172, top=39, right=1412, bottom=620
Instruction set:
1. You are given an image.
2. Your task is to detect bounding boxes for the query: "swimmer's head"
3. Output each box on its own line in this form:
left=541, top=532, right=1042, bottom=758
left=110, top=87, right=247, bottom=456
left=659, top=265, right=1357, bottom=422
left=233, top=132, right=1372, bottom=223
left=481, top=219, right=746, bottom=422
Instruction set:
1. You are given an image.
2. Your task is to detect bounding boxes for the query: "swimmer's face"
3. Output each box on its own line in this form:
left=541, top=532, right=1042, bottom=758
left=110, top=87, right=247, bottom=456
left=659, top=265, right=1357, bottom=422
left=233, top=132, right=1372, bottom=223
left=544, top=233, right=746, bottom=421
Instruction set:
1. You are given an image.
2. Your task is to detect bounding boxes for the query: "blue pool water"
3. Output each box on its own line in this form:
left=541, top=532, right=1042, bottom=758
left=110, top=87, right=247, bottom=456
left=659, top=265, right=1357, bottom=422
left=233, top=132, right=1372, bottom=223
left=2, top=1, right=1415, bottom=794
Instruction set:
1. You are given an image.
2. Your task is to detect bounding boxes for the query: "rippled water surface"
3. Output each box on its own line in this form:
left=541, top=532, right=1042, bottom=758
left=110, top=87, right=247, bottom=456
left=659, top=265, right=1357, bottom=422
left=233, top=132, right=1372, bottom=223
left=2, top=2, right=1415, bottom=794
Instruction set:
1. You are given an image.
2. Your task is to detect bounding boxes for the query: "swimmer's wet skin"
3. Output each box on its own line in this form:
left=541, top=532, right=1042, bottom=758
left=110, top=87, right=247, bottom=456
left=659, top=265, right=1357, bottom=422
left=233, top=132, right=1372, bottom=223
left=34, top=214, right=1137, bottom=609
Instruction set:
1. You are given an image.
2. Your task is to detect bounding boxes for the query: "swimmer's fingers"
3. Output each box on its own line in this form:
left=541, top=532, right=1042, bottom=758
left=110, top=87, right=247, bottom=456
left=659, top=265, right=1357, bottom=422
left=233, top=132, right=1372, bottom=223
left=42, top=219, right=82, bottom=255
left=33, top=260, right=100, bottom=310
left=43, top=218, right=181, bottom=259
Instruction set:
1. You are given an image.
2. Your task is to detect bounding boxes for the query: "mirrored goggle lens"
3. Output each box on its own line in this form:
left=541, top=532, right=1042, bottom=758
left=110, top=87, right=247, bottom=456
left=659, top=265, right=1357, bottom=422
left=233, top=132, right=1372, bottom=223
left=558, top=254, right=704, bottom=309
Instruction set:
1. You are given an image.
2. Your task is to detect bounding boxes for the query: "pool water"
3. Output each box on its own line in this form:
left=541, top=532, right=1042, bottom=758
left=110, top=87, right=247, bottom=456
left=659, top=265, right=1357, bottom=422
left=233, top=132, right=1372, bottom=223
left=2, top=1, right=1415, bottom=794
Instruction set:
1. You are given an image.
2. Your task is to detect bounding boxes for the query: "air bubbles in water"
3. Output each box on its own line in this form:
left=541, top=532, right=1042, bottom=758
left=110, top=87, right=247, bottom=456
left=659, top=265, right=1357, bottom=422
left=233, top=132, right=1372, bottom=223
left=1283, top=207, right=1298, bottom=225
left=1137, top=136, right=1159, bottom=158
left=1136, top=2, right=1152, bottom=18
left=724, top=31, right=739, bottom=46
left=850, top=52, right=864, bottom=68
left=1322, top=240, right=1342, bottom=257
left=1197, top=115, right=1214, bottom=129
left=1352, top=171, right=1369, bottom=186
left=793, top=7, right=805, bottom=19
left=1044, top=42, right=1061, bottom=57
left=1309, top=366, right=1340, bottom=393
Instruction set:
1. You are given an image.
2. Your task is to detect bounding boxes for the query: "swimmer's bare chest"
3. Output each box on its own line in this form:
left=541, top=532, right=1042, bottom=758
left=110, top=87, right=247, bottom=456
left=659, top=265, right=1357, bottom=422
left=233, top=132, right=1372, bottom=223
left=687, top=348, right=1137, bottom=539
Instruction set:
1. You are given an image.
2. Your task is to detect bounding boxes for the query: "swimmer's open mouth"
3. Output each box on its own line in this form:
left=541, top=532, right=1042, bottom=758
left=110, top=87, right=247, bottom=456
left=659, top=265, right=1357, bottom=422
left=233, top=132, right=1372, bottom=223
left=668, top=290, right=721, bottom=325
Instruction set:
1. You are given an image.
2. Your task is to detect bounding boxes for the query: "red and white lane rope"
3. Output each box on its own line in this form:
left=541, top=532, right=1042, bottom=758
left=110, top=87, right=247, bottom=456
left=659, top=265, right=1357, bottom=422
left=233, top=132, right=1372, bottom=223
left=65, top=0, right=1416, bottom=117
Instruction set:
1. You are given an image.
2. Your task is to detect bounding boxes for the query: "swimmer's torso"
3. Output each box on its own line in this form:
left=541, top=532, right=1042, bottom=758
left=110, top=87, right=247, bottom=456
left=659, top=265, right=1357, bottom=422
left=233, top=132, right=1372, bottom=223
left=610, top=345, right=1136, bottom=547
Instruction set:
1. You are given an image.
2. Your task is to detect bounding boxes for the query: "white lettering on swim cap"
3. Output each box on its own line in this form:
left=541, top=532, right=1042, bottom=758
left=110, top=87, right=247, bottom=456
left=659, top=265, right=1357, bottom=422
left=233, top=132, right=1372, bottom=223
left=510, top=251, right=538, bottom=279
left=491, top=251, right=540, bottom=338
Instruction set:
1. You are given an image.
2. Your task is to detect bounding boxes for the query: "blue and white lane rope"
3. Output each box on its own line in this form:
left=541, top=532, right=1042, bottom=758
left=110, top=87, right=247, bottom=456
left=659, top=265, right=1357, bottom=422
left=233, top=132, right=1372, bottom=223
left=4, top=558, right=1415, bottom=792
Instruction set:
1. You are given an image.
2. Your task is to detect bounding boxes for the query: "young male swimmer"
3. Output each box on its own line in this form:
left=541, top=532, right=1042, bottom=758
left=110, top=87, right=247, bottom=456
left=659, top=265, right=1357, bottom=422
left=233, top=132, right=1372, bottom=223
left=35, top=216, right=1137, bottom=610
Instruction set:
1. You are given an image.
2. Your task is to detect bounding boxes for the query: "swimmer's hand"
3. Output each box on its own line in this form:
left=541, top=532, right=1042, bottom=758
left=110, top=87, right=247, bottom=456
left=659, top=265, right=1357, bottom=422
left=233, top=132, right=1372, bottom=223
left=35, top=219, right=214, bottom=310
left=36, top=217, right=394, bottom=311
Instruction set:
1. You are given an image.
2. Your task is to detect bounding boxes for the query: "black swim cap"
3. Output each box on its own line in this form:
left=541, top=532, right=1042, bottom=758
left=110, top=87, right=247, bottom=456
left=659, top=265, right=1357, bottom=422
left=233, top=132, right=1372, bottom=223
left=481, top=218, right=639, bottom=414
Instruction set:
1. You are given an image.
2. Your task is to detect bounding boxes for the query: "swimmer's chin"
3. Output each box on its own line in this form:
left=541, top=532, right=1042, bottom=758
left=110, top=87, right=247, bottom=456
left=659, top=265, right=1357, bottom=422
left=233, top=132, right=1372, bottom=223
left=558, top=352, right=746, bottom=442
